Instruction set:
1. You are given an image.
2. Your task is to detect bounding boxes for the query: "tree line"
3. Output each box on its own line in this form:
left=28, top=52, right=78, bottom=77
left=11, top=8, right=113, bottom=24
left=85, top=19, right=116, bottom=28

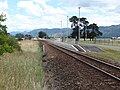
left=15, top=31, right=47, bottom=39
left=15, top=33, right=32, bottom=40
left=69, top=16, right=102, bottom=41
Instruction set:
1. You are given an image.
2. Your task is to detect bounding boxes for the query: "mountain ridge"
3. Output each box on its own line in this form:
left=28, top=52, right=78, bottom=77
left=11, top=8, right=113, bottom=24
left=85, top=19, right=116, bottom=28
left=10, top=24, right=120, bottom=38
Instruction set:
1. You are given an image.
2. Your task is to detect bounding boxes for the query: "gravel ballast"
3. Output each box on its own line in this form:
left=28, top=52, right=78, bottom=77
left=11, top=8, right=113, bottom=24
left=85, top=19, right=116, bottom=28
left=42, top=41, right=119, bottom=90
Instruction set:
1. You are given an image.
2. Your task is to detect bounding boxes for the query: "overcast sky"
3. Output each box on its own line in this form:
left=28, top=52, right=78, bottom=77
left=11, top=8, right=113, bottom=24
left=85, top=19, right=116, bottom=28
left=0, top=0, right=120, bottom=32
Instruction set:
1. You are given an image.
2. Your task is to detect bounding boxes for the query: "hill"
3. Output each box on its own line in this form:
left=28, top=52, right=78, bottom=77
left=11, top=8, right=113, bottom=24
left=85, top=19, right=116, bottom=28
left=10, top=24, right=120, bottom=38
left=10, top=28, right=72, bottom=38
left=99, top=25, right=120, bottom=38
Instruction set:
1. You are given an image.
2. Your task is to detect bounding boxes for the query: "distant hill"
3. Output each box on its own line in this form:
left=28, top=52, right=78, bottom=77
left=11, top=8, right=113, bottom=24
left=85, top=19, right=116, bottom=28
left=29, top=28, right=72, bottom=37
left=10, top=28, right=72, bottom=38
left=10, top=31, right=29, bottom=36
left=10, top=24, right=120, bottom=38
left=99, top=25, right=120, bottom=38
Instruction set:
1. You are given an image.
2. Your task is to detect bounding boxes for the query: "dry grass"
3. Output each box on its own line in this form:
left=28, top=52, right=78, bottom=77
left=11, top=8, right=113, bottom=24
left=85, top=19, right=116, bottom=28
left=0, top=40, right=46, bottom=90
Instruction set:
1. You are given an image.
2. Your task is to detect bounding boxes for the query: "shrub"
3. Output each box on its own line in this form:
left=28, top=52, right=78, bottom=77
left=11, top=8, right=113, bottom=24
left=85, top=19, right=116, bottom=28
left=0, top=43, right=14, bottom=55
left=0, top=34, right=21, bottom=55
left=17, top=38, right=23, bottom=41
left=7, top=35, right=21, bottom=51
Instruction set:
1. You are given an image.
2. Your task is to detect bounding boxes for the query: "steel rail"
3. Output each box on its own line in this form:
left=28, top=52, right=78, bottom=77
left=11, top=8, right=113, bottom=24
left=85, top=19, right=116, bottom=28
left=52, top=42, right=120, bottom=70
left=47, top=42, right=120, bottom=82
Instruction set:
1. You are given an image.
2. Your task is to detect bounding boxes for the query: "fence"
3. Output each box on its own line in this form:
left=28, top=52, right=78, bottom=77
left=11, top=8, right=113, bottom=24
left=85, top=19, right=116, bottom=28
left=80, top=38, right=120, bottom=46
left=63, top=38, right=120, bottom=46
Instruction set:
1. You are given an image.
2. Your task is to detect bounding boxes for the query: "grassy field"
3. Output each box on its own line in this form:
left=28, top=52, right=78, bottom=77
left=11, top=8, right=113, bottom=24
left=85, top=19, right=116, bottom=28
left=0, top=40, right=46, bottom=90
left=88, top=47, right=120, bottom=62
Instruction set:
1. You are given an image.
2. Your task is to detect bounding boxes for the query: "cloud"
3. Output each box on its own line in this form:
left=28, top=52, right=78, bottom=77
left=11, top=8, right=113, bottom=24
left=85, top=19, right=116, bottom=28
left=57, top=0, right=120, bottom=15
left=3, top=0, right=120, bottom=32
left=43, top=5, right=66, bottom=15
left=17, top=0, right=66, bottom=16
left=0, top=1, right=9, bottom=24
left=6, top=14, right=41, bottom=31
left=57, top=0, right=120, bottom=26
left=32, top=0, right=48, bottom=6
left=0, top=1, right=8, bottom=15
left=58, top=0, right=120, bottom=7
left=17, top=1, right=43, bottom=16
left=6, top=13, right=69, bottom=32
left=0, top=1, right=8, bottom=10
left=13, top=0, right=67, bottom=32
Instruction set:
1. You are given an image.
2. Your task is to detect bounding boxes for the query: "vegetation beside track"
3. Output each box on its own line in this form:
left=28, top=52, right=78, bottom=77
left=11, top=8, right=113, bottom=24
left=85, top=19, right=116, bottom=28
left=0, top=40, right=46, bottom=90
left=88, top=47, right=120, bottom=62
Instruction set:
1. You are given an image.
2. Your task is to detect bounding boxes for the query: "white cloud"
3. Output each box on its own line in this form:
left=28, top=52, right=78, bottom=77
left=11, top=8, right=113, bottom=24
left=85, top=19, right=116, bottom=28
left=17, top=1, right=43, bottom=16
left=57, top=0, right=120, bottom=26
left=0, top=1, right=8, bottom=10
left=58, top=0, right=120, bottom=7
left=3, top=0, right=120, bottom=32
left=17, top=0, right=66, bottom=16
left=6, top=14, right=41, bottom=32
left=0, top=1, right=8, bottom=15
left=0, top=1, right=9, bottom=24
left=58, top=0, right=120, bottom=15
left=32, top=0, right=48, bottom=7
left=6, top=13, right=69, bottom=32
left=86, top=11, right=120, bottom=26
left=41, top=14, right=68, bottom=28
left=13, top=0, right=67, bottom=32
left=43, top=5, right=66, bottom=15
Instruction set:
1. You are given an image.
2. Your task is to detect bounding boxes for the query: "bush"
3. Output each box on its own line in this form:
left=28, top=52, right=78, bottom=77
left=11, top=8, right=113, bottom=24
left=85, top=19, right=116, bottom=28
left=0, top=34, right=21, bottom=55
left=0, top=43, right=14, bottom=55
left=0, top=33, right=7, bottom=45
left=7, top=35, right=21, bottom=51
left=17, top=38, right=23, bottom=41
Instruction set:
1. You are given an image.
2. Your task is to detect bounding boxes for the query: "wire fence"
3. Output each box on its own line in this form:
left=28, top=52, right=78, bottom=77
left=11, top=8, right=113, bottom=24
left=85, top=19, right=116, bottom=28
left=80, top=38, right=120, bottom=46
left=65, top=38, right=120, bottom=46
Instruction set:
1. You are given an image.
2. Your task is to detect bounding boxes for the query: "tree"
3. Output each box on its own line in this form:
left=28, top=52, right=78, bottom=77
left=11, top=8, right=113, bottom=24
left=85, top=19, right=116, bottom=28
left=15, top=33, right=24, bottom=38
left=69, top=16, right=89, bottom=41
left=38, top=31, right=47, bottom=38
left=80, top=17, right=89, bottom=41
left=87, top=23, right=102, bottom=41
left=25, top=34, right=32, bottom=40
left=0, top=13, right=21, bottom=55
left=69, top=16, right=102, bottom=41
left=0, top=13, right=7, bottom=35
left=84, top=21, right=89, bottom=40
left=69, top=16, right=79, bottom=41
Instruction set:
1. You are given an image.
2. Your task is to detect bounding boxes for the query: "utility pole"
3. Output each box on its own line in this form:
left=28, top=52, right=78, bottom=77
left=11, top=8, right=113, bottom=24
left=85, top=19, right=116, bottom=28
left=78, top=7, right=80, bottom=42
left=67, top=16, right=69, bottom=38
left=61, top=20, right=62, bottom=28
left=60, top=20, right=63, bottom=42
left=60, top=20, right=62, bottom=36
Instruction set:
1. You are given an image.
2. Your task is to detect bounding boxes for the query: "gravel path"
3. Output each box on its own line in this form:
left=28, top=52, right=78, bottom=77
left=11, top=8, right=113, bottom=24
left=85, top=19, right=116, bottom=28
left=42, top=41, right=119, bottom=90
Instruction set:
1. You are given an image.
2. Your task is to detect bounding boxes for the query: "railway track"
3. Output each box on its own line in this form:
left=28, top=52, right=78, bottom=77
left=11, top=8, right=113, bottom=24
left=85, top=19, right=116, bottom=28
left=41, top=40, right=120, bottom=89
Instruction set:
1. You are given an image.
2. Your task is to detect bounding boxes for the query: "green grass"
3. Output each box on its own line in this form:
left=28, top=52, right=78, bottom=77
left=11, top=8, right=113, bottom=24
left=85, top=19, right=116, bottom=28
left=0, top=40, right=46, bottom=90
left=89, top=47, right=120, bottom=61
